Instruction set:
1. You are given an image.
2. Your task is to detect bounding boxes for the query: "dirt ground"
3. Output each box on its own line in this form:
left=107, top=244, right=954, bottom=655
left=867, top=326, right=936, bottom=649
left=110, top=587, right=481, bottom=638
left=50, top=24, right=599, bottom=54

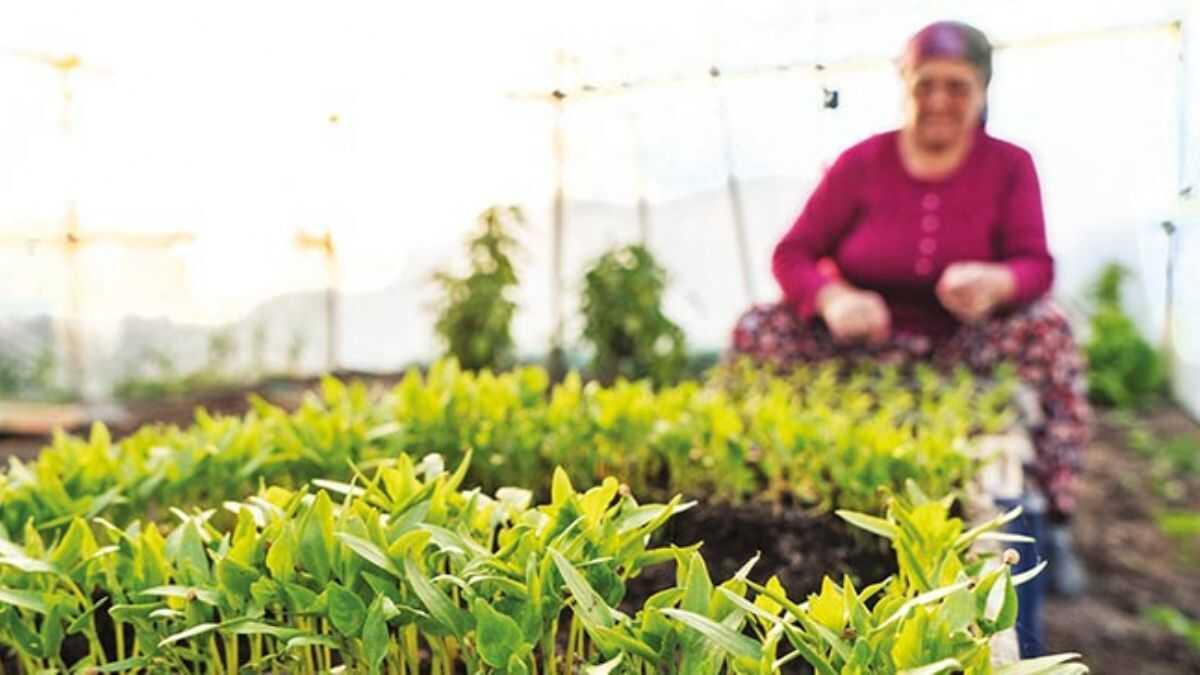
left=1, top=382, right=1198, bottom=673
left=1044, top=408, right=1200, bottom=675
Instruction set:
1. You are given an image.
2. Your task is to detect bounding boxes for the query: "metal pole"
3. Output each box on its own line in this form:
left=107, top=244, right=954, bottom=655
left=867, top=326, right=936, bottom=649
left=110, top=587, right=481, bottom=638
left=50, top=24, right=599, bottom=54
left=628, top=106, right=651, bottom=244
left=58, top=60, right=86, bottom=397
left=63, top=208, right=85, bottom=395
left=541, top=48, right=575, bottom=381
left=551, top=90, right=566, bottom=357
left=325, top=232, right=340, bottom=374
left=325, top=113, right=344, bottom=374
left=711, top=67, right=757, bottom=304
left=1162, top=220, right=1178, bottom=382
left=1167, top=10, right=1194, bottom=394
left=1178, top=19, right=1190, bottom=194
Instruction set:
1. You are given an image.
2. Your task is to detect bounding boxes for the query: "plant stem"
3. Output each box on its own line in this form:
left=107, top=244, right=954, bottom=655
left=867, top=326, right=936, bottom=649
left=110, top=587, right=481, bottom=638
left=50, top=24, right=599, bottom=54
left=542, top=620, right=557, bottom=675
left=208, top=636, right=225, bottom=675
left=300, top=618, right=317, bottom=674
left=565, top=617, right=578, bottom=671
left=386, top=642, right=401, bottom=675
left=430, top=635, right=457, bottom=675
left=397, top=630, right=407, bottom=675
left=84, top=616, right=108, bottom=665
left=61, top=578, right=108, bottom=660
left=319, top=618, right=332, bottom=671
left=404, top=625, right=420, bottom=675
left=114, top=617, right=128, bottom=663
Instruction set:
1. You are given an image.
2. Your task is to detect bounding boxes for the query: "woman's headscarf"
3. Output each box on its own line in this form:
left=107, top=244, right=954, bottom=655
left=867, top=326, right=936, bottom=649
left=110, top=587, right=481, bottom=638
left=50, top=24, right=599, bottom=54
left=901, top=21, right=993, bottom=83
left=900, top=21, right=993, bottom=123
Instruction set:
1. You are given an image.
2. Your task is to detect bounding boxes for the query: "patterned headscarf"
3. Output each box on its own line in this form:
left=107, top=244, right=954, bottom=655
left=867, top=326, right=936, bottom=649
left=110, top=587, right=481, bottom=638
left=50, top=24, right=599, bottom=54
left=900, top=21, right=993, bottom=86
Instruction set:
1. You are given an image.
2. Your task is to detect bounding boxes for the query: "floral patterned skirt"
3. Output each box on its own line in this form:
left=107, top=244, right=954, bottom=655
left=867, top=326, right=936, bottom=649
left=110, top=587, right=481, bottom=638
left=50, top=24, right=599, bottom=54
left=728, top=301, right=1092, bottom=519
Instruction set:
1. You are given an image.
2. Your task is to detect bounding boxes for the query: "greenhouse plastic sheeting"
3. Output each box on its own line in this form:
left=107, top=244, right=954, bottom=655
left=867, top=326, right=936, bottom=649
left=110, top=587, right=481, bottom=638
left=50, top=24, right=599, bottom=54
left=0, top=0, right=1193, bottom=399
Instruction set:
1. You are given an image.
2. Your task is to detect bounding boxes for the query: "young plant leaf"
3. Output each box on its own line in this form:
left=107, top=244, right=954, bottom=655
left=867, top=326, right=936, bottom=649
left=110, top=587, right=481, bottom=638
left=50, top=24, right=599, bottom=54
left=1012, top=560, right=1049, bottom=587
left=585, top=654, right=624, bottom=675
left=548, top=548, right=617, bottom=629
left=873, top=580, right=971, bottom=633
left=138, top=585, right=220, bottom=606
left=0, top=587, right=49, bottom=614
left=472, top=598, right=525, bottom=667
left=335, top=532, right=402, bottom=577
left=403, top=556, right=471, bottom=636
left=836, top=510, right=899, bottom=540
left=158, top=621, right=220, bottom=648
left=993, top=653, right=1085, bottom=674
left=328, top=582, right=368, bottom=635
left=363, top=596, right=390, bottom=675
left=780, top=623, right=838, bottom=675
left=897, top=658, right=963, bottom=675
left=660, top=608, right=762, bottom=661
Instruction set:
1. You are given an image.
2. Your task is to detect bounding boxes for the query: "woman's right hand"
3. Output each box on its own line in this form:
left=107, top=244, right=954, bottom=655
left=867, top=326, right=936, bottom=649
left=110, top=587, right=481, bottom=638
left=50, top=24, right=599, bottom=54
left=816, top=283, right=892, bottom=345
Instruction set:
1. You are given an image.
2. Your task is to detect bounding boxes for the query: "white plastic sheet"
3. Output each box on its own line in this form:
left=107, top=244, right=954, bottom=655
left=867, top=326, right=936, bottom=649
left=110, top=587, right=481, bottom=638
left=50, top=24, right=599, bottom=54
left=0, top=0, right=1192, bottom=402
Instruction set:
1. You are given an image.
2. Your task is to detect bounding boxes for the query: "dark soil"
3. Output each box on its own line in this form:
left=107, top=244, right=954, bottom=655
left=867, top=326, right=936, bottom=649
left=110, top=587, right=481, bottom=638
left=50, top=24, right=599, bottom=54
left=624, top=500, right=895, bottom=612
left=1044, top=408, right=1200, bottom=675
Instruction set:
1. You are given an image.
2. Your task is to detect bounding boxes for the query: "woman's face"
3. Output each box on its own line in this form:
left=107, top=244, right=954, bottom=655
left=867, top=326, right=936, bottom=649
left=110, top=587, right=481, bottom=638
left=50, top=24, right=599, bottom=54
left=902, top=58, right=986, bottom=151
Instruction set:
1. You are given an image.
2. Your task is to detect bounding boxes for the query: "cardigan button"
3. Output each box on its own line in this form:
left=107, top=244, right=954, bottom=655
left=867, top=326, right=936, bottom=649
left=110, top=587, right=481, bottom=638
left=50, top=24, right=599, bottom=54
left=919, top=238, right=937, bottom=255
left=922, top=193, right=941, bottom=210
left=915, top=258, right=934, bottom=276
left=921, top=214, right=940, bottom=232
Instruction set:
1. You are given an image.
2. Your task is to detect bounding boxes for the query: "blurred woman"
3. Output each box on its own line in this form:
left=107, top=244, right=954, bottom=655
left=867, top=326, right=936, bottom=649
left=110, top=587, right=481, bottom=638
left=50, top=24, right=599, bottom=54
left=730, top=21, right=1091, bottom=657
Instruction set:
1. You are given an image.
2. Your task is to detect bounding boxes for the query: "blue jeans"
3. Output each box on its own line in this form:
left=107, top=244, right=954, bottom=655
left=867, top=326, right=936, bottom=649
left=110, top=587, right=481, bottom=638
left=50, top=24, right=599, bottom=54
left=995, top=492, right=1050, bottom=658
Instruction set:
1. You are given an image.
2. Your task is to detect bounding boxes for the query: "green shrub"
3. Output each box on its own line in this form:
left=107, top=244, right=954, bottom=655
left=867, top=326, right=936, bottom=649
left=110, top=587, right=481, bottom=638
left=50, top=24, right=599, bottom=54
left=433, top=206, right=522, bottom=371
left=581, top=245, right=686, bottom=386
left=1084, top=263, right=1166, bottom=408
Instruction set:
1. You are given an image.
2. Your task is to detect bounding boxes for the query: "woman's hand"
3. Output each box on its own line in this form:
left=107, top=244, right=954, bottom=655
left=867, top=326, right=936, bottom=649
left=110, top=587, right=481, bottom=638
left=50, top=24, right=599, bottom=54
left=936, top=262, right=1016, bottom=323
left=817, top=283, right=891, bottom=344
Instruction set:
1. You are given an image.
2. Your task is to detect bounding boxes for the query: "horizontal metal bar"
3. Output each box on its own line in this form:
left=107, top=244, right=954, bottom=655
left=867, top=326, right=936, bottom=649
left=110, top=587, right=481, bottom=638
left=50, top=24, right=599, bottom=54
left=509, top=19, right=1180, bottom=103
left=0, top=231, right=196, bottom=247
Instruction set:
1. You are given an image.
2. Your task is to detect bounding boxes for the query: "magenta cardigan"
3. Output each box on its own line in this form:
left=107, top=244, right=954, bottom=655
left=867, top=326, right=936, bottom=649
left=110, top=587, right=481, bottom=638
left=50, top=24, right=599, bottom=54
left=773, top=128, right=1054, bottom=338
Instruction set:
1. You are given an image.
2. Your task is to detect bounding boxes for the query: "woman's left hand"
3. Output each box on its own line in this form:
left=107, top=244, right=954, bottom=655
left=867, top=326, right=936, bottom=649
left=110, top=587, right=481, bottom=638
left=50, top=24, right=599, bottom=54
left=936, top=262, right=1016, bottom=323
